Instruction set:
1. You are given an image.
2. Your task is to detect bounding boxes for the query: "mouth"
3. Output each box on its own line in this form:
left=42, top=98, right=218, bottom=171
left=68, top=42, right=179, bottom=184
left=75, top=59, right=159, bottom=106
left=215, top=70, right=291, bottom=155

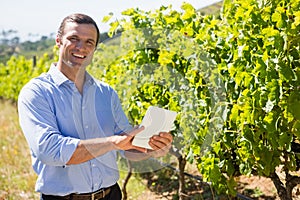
left=72, top=53, right=86, bottom=59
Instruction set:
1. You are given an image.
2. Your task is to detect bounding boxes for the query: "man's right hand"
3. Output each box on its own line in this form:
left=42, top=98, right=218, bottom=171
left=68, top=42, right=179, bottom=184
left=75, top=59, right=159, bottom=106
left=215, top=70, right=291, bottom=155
left=109, top=126, right=146, bottom=152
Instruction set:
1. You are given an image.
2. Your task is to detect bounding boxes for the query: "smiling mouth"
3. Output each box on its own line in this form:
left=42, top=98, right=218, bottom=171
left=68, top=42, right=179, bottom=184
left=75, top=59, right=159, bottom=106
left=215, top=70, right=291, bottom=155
left=72, top=53, right=86, bottom=59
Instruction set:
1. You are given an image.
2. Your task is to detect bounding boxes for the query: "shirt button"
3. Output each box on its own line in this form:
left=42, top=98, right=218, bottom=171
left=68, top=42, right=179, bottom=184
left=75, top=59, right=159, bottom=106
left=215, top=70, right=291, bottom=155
left=85, top=125, right=89, bottom=129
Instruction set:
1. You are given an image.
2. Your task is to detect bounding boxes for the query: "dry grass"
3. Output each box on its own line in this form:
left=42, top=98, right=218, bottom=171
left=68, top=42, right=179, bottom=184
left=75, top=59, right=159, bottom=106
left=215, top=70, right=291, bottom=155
left=0, top=100, right=38, bottom=200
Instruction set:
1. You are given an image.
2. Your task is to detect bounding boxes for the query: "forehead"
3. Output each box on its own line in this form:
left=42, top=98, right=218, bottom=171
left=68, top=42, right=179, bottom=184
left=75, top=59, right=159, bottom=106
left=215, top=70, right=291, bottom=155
left=62, top=22, right=97, bottom=40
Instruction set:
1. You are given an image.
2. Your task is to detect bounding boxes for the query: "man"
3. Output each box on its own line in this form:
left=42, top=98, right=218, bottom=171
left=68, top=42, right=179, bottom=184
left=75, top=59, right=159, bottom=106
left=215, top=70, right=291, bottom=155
left=18, top=13, right=173, bottom=200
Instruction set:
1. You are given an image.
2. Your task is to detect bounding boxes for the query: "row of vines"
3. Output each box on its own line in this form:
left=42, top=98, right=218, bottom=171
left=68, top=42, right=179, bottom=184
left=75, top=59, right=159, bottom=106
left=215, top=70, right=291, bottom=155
left=1, top=0, right=300, bottom=199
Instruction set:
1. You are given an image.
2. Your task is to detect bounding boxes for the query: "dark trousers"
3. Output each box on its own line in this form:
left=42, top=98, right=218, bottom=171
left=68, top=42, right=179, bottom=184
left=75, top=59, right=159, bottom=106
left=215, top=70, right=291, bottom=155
left=41, top=183, right=122, bottom=200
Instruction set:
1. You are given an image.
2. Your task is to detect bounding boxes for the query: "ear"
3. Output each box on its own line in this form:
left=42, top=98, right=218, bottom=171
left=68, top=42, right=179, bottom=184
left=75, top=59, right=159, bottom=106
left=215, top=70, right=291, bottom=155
left=56, top=36, right=62, bottom=47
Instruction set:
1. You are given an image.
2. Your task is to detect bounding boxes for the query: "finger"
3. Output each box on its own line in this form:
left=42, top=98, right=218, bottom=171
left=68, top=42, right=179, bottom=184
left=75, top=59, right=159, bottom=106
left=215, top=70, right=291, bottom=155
left=149, top=138, right=169, bottom=150
left=151, top=135, right=172, bottom=146
left=159, top=132, right=173, bottom=141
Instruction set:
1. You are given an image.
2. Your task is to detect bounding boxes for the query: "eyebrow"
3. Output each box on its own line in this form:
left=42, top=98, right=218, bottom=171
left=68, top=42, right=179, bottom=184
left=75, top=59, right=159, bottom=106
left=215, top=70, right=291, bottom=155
left=67, top=34, right=96, bottom=43
left=87, top=38, right=96, bottom=43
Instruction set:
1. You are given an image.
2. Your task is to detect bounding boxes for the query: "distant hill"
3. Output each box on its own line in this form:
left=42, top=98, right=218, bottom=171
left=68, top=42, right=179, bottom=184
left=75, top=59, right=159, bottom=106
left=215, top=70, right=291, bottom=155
left=0, top=35, right=55, bottom=64
left=199, top=1, right=223, bottom=16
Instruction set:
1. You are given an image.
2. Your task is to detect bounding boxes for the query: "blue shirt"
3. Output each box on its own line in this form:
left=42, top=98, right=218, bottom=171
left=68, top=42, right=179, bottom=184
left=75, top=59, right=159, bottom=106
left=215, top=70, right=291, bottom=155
left=18, top=63, right=132, bottom=195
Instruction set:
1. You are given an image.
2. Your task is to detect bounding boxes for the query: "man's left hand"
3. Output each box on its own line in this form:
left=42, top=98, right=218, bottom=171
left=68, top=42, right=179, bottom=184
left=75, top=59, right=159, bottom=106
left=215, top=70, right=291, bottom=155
left=147, top=132, right=173, bottom=157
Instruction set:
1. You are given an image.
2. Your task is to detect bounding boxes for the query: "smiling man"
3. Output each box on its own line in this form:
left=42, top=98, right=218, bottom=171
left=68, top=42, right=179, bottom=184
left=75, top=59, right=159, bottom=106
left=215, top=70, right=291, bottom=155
left=18, top=13, right=173, bottom=200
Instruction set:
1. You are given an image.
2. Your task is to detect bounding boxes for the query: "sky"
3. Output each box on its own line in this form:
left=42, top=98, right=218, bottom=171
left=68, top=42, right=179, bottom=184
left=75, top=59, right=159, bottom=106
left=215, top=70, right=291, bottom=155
left=0, top=0, right=221, bottom=41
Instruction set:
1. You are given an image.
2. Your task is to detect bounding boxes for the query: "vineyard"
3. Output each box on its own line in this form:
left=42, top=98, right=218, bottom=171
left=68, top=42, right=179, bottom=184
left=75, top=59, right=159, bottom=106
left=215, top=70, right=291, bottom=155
left=1, top=0, right=300, bottom=199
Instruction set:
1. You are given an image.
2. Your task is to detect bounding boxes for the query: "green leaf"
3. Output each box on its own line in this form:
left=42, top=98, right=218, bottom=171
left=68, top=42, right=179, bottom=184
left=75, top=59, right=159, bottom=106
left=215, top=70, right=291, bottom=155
left=263, top=112, right=276, bottom=132
left=102, top=13, right=113, bottom=23
left=293, top=11, right=300, bottom=27
left=230, top=104, right=240, bottom=122
left=278, top=63, right=294, bottom=82
left=121, top=8, right=136, bottom=16
left=271, top=12, right=281, bottom=23
left=108, top=21, right=120, bottom=37
left=292, top=120, right=300, bottom=138
left=278, top=132, right=292, bottom=151
left=261, top=149, right=273, bottom=176
left=181, top=2, right=195, bottom=20
left=287, top=91, right=300, bottom=120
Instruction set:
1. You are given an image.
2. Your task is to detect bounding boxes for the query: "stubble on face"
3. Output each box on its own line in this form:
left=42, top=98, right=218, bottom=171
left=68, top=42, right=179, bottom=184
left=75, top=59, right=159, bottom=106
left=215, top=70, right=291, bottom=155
left=56, top=22, right=97, bottom=81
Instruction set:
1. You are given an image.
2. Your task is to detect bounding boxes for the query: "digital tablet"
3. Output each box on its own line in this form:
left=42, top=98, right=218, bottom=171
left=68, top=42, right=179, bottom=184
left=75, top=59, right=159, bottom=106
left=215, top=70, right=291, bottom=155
left=132, top=106, right=177, bottom=149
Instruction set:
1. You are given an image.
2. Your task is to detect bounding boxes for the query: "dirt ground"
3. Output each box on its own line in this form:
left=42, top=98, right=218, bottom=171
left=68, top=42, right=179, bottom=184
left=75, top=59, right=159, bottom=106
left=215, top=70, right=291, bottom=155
left=134, top=166, right=300, bottom=200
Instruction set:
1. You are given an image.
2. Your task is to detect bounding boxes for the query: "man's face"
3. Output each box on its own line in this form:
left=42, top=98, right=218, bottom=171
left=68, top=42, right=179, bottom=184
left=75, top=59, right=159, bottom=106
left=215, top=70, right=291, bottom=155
left=56, top=22, right=98, bottom=70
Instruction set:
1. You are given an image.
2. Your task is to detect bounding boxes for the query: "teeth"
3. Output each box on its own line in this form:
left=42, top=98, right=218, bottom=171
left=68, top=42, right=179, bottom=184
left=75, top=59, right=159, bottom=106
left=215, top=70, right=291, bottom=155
left=73, top=53, right=85, bottom=58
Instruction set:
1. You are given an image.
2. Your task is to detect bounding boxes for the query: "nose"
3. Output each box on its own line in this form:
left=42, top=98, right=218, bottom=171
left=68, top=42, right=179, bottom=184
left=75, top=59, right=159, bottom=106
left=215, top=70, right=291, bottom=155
left=75, top=40, right=85, bottom=49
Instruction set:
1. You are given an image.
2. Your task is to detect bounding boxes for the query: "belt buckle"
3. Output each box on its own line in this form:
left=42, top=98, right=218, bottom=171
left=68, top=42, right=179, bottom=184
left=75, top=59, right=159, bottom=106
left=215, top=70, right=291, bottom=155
left=91, top=189, right=105, bottom=200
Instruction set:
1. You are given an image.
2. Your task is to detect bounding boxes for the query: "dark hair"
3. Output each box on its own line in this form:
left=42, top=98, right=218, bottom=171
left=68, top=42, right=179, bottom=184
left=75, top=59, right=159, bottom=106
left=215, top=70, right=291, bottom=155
left=58, top=13, right=100, bottom=46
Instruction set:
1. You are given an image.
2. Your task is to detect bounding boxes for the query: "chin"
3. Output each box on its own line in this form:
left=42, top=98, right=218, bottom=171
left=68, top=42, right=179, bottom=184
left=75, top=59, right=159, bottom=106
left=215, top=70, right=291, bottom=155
left=64, top=61, right=82, bottom=69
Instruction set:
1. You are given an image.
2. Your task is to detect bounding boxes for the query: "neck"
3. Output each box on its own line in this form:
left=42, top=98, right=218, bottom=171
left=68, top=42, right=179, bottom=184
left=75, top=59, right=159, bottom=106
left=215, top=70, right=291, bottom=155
left=74, top=67, right=86, bottom=94
left=57, top=61, right=86, bottom=94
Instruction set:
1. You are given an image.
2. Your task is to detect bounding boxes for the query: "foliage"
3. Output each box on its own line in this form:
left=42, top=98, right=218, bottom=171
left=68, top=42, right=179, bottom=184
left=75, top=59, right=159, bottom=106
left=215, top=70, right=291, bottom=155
left=216, top=0, right=300, bottom=198
left=1, top=0, right=300, bottom=198
left=97, top=0, right=300, bottom=198
left=0, top=51, right=53, bottom=102
left=96, top=3, right=230, bottom=194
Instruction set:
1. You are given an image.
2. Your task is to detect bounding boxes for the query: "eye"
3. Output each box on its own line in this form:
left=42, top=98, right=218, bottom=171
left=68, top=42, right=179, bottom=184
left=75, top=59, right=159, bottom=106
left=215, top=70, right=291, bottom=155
left=69, top=36, right=78, bottom=42
left=86, top=40, right=95, bottom=46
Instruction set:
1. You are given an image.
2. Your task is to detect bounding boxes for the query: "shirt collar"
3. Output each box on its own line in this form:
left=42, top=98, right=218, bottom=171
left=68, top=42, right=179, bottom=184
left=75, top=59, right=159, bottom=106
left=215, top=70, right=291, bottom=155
left=48, top=63, right=95, bottom=87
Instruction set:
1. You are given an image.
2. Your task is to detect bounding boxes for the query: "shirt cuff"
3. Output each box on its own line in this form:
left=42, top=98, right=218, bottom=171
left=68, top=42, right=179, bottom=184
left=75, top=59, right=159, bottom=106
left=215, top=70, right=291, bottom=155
left=62, top=138, right=80, bottom=165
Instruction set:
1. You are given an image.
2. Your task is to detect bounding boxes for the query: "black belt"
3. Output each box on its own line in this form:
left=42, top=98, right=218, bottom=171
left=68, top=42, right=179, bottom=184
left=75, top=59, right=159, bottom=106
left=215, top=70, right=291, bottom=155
left=42, top=185, right=112, bottom=200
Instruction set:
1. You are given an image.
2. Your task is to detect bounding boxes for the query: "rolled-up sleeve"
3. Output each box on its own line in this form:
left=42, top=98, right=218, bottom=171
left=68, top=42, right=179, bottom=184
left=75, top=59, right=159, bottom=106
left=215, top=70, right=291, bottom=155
left=18, top=83, right=79, bottom=166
